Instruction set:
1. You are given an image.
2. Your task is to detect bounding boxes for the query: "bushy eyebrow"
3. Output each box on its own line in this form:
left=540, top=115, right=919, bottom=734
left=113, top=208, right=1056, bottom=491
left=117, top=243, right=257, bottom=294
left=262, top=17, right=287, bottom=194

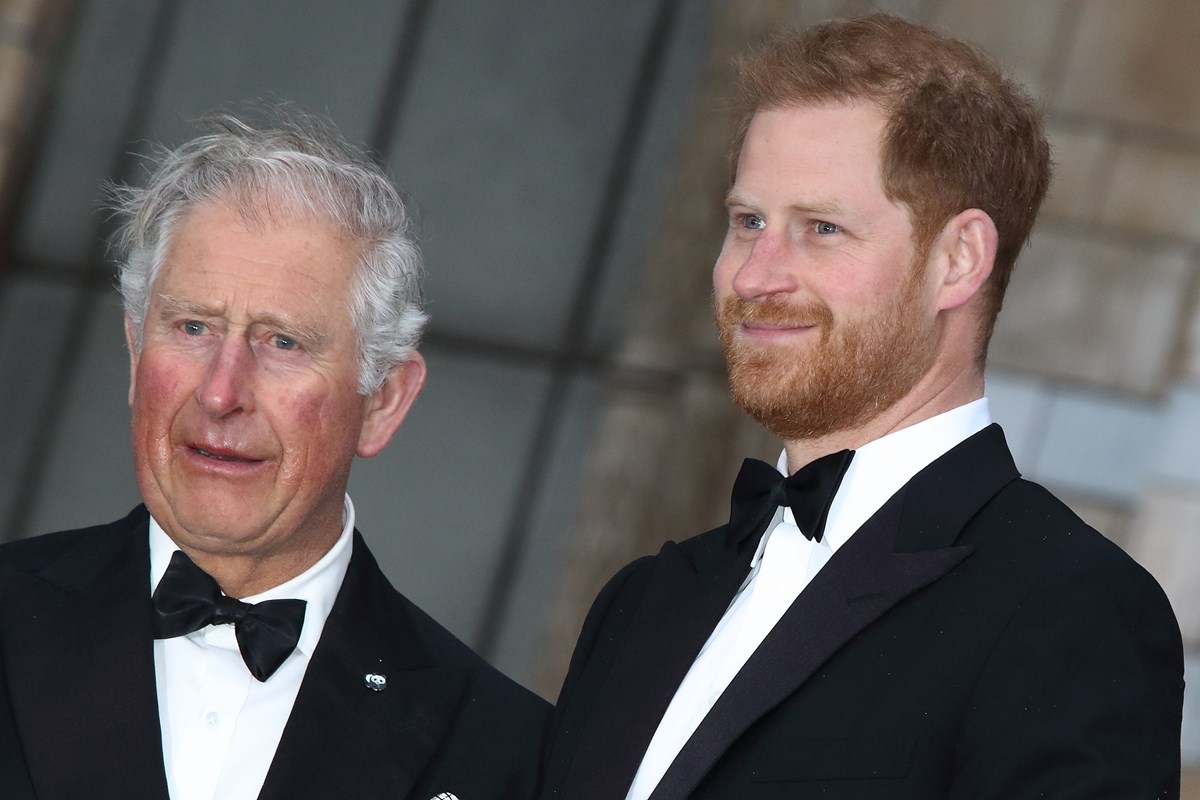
left=154, top=293, right=330, bottom=349
left=724, top=191, right=851, bottom=219
left=724, top=190, right=752, bottom=209
left=153, top=294, right=221, bottom=322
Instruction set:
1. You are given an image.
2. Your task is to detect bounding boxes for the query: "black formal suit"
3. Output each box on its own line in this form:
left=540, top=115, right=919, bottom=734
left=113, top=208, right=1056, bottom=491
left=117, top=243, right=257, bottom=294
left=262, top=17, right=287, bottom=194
left=0, top=505, right=548, bottom=800
left=542, top=425, right=1184, bottom=799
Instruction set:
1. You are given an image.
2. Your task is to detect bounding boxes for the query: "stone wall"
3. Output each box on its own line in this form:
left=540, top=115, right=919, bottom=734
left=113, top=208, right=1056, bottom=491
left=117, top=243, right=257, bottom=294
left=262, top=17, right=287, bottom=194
left=0, top=0, right=66, bottom=265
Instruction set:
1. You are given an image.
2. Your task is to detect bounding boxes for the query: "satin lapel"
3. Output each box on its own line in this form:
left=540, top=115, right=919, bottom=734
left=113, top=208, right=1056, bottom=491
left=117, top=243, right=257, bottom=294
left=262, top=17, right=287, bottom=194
left=0, top=508, right=169, bottom=798
left=895, top=423, right=1019, bottom=553
left=559, top=530, right=754, bottom=800
left=650, top=425, right=1021, bottom=800
left=260, top=533, right=467, bottom=800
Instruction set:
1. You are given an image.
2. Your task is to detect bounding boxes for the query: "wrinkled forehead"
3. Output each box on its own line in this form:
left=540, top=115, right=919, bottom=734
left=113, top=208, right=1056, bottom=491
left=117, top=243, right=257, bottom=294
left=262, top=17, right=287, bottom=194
left=153, top=200, right=362, bottom=311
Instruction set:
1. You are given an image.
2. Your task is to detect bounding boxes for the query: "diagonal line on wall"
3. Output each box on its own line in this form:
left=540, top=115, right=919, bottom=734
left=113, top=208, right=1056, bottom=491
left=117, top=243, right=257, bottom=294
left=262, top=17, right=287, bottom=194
left=5, top=0, right=185, bottom=541
left=471, top=0, right=684, bottom=658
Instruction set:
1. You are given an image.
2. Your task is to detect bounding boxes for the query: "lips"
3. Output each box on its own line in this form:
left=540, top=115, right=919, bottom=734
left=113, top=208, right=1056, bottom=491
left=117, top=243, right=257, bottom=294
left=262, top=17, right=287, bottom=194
left=193, top=446, right=257, bottom=462
left=185, top=443, right=267, bottom=466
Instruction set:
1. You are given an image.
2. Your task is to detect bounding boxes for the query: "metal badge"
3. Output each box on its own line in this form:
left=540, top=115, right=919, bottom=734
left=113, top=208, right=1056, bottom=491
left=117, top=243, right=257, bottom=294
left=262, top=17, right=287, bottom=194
left=363, top=672, right=387, bottom=692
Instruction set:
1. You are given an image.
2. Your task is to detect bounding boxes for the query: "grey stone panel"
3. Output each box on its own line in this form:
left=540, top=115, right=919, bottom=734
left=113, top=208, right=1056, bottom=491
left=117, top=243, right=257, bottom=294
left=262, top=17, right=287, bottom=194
left=25, top=290, right=139, bottom=536
left=0, top=41, right=34, bottom=134
left=141, top=0, right=411, bottom=149
left=14, top=0, right=160, bottom=267
left=1149, top=385, right=1200, bottom=489
left=0, top=276, right=81, bottom=536
left=349, top=343, right=551, bottom=648
left=386, top=0, right=664, bottom=349
left=0, top=0, right=44, bottom=32
left=990, top=229, right=1193, bottom=395
left=984, top=368, right=1051, bottom=474
left=931, top=0, right=1069, bottom=101
left=1100, top=141, right=1200, bottom=244
left=1028, top=387, right=1160, bottom=504
left=486, top=372, right=601, bottom=691
left=583, top=0, right=716, bottom=353
left=1056, top=0, right=1200, bottom=138
left=1041, top=124, right=1113, bottom=223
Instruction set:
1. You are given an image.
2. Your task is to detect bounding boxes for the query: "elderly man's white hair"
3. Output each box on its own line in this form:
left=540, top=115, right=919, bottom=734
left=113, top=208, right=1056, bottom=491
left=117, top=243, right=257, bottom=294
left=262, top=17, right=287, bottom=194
left=110, top=104, right=427, bottom=395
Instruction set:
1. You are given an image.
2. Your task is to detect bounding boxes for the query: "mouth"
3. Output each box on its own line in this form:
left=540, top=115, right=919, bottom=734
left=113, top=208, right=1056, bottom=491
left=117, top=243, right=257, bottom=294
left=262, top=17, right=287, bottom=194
left=184, top=444, right=268, bottom=469
left=192, top=447, right=257, bottom=462
left=738, top=321, right=820, bottom=340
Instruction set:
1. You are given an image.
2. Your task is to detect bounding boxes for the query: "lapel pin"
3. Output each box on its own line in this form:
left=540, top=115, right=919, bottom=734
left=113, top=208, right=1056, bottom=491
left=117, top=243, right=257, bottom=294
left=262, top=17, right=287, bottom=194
left=363, top=672, right=387, bottom=692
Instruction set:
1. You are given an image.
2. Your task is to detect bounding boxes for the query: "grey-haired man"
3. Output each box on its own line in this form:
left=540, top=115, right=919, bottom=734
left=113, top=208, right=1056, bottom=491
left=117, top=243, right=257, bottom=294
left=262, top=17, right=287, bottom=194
left=0, top=110, right=547, bottom=800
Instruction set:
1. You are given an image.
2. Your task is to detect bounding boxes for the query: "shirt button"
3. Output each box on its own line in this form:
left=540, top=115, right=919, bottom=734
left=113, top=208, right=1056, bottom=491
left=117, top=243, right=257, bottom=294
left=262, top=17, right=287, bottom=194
left=205, top=711, right=220, bottom=728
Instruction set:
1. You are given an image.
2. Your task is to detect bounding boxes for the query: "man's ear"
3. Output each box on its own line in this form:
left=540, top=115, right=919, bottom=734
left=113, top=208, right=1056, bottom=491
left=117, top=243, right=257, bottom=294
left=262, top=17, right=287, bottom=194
left=357, top=352, right=427, bottom=458
left=933, top=208, right=997, bottom=312
left=124, top=315, right=140, bottom=408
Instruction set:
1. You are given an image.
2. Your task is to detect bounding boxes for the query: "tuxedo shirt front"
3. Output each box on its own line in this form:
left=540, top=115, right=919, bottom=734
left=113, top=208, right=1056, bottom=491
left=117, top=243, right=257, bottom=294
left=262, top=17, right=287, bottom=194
left=151, top=495, right=354, bottom=800
left=626, top=399, right=991, bottom=800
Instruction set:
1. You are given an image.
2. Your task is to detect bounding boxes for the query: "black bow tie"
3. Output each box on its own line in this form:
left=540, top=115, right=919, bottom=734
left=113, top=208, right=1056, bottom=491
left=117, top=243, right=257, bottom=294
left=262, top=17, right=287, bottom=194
left=152, top=550, right=307, bottom=682
left=728, top=449, right=854, bottom=546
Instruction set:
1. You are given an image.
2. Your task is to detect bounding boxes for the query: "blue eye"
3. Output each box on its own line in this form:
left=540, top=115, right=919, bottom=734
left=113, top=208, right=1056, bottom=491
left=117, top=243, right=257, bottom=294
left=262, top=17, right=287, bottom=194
left=272, top=335, right=298, bottom=351
left=182, top=321, right=206, bottom=336
left=814, top=221, right=840, bottom=235
left=742, top=214, right=766, bottom=230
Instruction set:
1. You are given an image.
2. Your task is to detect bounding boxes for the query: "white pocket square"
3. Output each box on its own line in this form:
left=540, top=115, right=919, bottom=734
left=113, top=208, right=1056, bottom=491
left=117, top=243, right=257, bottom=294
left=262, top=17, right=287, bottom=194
left=430, top=794, right=458, bottom=800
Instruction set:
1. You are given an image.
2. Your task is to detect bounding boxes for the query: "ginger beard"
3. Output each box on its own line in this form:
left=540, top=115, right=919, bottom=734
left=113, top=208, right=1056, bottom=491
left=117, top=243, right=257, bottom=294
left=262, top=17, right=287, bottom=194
left=716, top=253, right=938, bottom=442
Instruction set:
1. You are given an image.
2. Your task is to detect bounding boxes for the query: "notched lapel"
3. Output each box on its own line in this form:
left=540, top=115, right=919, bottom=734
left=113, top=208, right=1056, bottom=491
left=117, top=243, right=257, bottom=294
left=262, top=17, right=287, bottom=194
left=0, top=508, right=169, bottom=798
left=260, top=533, right=467, bottom=800
left=896, top=423, right=1019, bottom=553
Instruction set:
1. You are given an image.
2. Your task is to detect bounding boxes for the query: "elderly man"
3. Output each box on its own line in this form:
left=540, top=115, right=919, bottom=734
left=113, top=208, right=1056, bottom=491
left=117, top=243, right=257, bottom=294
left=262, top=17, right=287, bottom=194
left=542, top=14, right=1184, bottom=799
left=0, top=110, right=547, bottom=799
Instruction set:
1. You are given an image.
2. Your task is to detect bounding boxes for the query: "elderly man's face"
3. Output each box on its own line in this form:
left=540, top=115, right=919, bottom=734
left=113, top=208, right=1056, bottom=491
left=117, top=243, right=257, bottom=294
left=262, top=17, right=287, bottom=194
left=125, top=201, right=419, bottom=582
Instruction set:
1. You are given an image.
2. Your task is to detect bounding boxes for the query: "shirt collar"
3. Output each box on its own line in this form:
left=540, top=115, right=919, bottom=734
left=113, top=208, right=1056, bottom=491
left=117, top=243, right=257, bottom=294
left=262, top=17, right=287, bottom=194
left=770, top=398, right=992, bottom=554
left=148, top=495, right=355, bottom=657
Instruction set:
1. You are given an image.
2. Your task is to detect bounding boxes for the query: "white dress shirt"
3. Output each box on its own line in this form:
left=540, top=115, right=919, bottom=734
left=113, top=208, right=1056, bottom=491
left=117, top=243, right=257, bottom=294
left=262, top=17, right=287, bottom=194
left=149, top=495, right=355, bottom=800
left=625, top=400, right=992, bottom=800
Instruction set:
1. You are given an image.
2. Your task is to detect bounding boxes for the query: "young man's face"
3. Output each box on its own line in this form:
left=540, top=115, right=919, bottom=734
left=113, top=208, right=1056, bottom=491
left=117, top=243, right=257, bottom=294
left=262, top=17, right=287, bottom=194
left=713, top=102, right=941, bottom=442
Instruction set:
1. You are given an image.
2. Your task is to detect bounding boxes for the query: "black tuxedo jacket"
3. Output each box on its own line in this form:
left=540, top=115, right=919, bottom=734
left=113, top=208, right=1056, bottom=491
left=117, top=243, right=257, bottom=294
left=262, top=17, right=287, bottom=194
left=541, top=425, right=1184, bottom=799
left=0, top=506, right=548, bottom=800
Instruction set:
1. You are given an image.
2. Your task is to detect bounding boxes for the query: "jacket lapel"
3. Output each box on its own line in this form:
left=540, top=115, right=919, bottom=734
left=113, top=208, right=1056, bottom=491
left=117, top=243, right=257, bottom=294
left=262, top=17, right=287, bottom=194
left=0, top=507, right=169, bottom=798
left=259, top=533, right=467, bottom=800
left=558, top=529, right=757, bottom=800
left=649, top=424, right=1020, bottom=800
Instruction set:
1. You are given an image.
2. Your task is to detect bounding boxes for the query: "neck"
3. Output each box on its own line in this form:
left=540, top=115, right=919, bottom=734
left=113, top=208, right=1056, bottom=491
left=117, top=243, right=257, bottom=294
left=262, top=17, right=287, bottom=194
left=783, top=361, right=984, bottom=474
left=189, top=550, right=326, bottom=599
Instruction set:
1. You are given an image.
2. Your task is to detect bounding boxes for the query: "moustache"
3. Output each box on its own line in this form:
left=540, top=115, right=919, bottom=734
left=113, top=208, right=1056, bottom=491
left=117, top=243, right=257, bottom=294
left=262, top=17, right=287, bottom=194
left=716, top=295, right=834, bottom=329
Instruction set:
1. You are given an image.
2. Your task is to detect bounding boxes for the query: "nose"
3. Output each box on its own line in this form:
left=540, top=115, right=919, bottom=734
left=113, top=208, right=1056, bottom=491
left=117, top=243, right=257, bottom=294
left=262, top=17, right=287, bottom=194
left=196, top=337, right=254, bottom=417
left=726, top=233, right=799, bottom=301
